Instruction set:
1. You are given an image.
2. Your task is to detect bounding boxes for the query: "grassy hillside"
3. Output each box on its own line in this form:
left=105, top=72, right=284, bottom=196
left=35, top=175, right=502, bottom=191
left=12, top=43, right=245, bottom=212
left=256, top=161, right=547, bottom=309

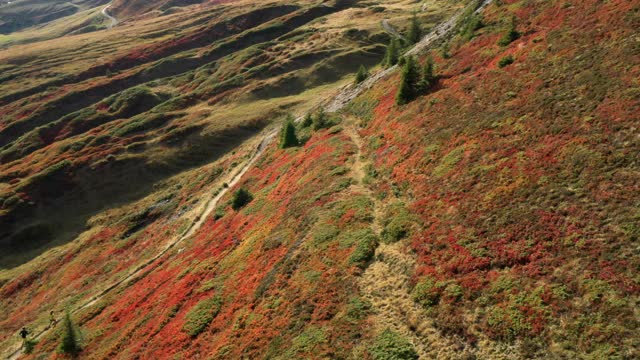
left=0, top=0, right=638, bottom=358
left=348, top=0, right=639, bottom=357
left=0, top=0, right=456, bottom=268
left=0, top=0, right=108, bottom=34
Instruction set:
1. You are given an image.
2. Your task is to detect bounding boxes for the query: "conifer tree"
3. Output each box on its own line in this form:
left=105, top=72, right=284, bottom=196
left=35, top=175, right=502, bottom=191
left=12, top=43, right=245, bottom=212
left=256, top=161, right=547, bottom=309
left=383, top=38, right=400, bottom=67
left=498, top=15, right=520, bottom=46
left=58, top=311, right=81, bottom=356
left=440, top=42, right=451, bottom=59
left=418, top=56, right=435, bottom=93
left=355, top=65, right=369, bottom=84
left=279, top=115, right=299, bottom=148
left=302, top=112, right=313, bottom=127
left=407, top=13, right=422, bottom=44
left=313, top=107, right=330, bottom=130
left=396, top=56, right=420, bottom=105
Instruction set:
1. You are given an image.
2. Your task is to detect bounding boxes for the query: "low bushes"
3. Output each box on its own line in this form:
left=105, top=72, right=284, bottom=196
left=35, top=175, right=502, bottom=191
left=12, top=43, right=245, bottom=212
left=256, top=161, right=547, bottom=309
left=231, top=188, right=253, bottom=211
left=369, top=328, right=418, bottom=360
left=183, top=296, right=223, bottom=337
left=347, top=229, right=379, bottom=269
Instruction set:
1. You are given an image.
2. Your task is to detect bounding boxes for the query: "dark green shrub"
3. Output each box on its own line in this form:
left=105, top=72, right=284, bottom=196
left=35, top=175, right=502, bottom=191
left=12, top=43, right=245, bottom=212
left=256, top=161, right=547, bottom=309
left=183, top=296, right=222, bottom=337
left=231, top=188, right=253, bottom=211
left=498, top=55, right=515, bottom=68
left=370, top=328, right=419, bottom=360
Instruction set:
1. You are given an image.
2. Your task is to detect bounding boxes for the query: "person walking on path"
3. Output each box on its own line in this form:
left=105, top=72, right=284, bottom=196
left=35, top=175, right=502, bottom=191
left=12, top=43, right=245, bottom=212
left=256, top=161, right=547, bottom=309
left=49, top=310, right=57, bottom=328
left=19, top=327, right=30, bottom=348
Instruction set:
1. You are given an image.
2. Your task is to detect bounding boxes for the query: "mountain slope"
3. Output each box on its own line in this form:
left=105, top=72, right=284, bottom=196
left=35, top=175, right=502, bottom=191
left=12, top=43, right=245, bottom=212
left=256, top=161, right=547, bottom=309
left=348, top=0, right=639, bottom=357
left=1, top=0, right=456, bottom=268
left=1, top=0, right=639, bottom=359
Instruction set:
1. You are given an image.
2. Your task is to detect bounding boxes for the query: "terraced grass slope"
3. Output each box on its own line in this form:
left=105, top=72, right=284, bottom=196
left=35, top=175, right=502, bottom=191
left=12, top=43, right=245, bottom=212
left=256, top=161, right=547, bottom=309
left=1, top=0, right=638, bottom=359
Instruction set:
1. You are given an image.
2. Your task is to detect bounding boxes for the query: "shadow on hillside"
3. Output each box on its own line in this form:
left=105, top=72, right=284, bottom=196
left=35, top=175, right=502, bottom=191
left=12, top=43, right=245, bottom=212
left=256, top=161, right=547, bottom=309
left=0, top=123, right=267, bottom=269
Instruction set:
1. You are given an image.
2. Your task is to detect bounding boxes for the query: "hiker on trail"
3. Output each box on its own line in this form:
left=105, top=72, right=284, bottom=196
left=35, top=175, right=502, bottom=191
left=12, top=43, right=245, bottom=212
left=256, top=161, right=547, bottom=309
left=49, top=310, right=57, bottom=328
left=19, top=327, right=29, bottom=347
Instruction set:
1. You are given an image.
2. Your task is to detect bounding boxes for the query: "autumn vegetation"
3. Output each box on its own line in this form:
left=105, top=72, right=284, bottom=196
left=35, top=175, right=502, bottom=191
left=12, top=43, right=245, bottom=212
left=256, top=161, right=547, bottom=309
left=0, top=0, right=638, bottom=359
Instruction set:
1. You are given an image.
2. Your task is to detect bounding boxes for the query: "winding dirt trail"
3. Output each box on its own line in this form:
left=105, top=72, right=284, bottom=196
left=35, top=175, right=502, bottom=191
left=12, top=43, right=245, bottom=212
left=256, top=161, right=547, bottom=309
left=4, top=1, right=492, bottom=357
left=344, top=122, right=434, bottom=358
left=382, top=19, right=407, bottom=42
left=345, top=120, right=463, bottom=359
left=6, top=133, right=274, bottom=360
left=101, top=3, right=117, bottom=29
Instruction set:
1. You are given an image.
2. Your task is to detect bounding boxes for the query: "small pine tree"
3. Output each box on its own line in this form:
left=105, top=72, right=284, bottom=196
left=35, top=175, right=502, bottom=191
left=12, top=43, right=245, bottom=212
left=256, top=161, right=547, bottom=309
left=440, top=42, right=451, bottom=59
left=460, top=13, right=484, bottom=40
left=302, top=112, right=313, bottom=127
left=497, top=16, right=520, bottom=46
left=279, top=115, right=299, bottom=148
left=231, top=188, right=253, bottom=211
left=312, top=107, right=330, bottom=130
left=418, top=56, right=435, bottom=93
left=407, top=13, right=422, bottom=44
left=396, top=56, right=420, bottom=105
left=58, top=312, right=81, bottom=356
left=382, top=38, right=400, bottom=67
left=24, top=339, right=38, bottom=354
left=355, top=65, right=369, bottom=84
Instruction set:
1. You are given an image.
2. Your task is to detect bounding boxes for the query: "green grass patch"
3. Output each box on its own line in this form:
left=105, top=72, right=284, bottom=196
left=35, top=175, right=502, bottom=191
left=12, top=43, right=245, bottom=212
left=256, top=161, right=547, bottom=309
left=370, top=328, right=418, bottom=360
left=347, top=229, right=379, bottom=269
left=183, top=296, right=223, bottom=337
left=498, top=55, right=515, bottom=68
left=380, top=203, right=416, bottom=244
left=412, top=276, right=445, bottom=308
left=432, top=145, right=464, bottom=177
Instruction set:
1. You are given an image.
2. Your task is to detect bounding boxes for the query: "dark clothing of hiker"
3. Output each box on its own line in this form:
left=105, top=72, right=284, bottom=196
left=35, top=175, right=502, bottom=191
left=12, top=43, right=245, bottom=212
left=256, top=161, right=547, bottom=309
left=19, top=327, right=29, bottom=339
